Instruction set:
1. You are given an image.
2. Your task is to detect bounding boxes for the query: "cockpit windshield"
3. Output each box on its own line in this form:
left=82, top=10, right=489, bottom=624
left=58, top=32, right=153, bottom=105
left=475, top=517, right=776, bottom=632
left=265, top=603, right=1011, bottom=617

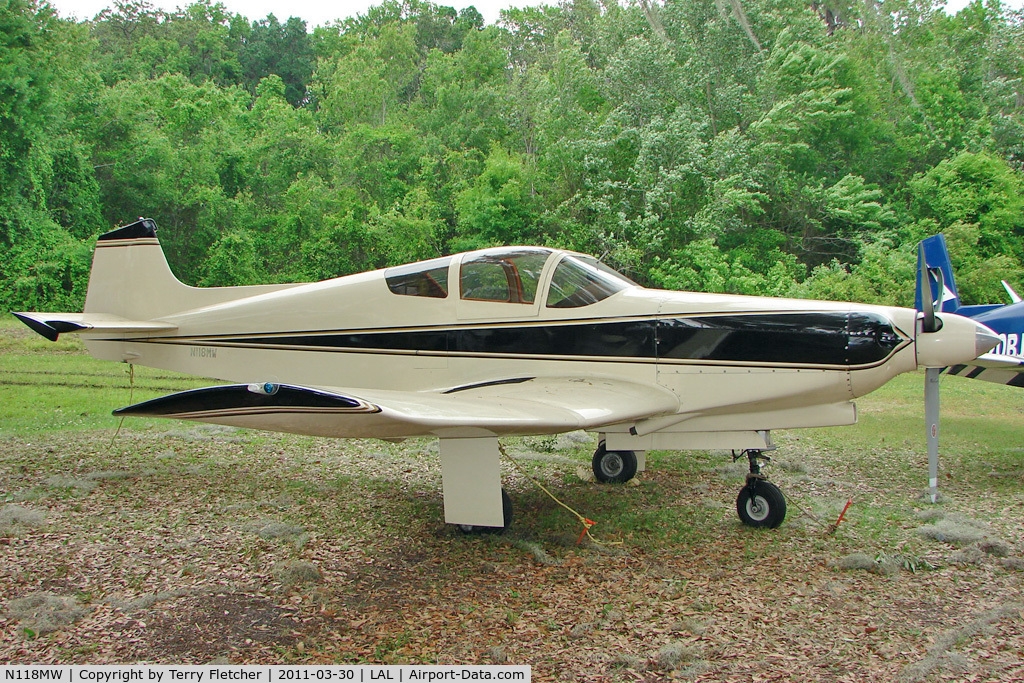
left=546, top=255, right=633, bottom=308
left=386, top=248, right=633, bottom=308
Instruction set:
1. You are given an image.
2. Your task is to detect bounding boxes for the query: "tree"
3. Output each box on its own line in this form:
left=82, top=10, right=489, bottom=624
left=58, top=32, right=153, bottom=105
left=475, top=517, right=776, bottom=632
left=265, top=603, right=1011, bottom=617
left=0, top=0, right=101, bottom=310
left=904, top=151, right=1024, bottom=302
left=413, top=26, right=511, bottom=151
left=91, top=73, right=251, bottom=282
left=0, top=0, right=58, bottom=201
left=314, top=23, right=419, bottom=129
left=5, top=0, right=1024, bottom=311
left=454, top=146, right=540, bottom=251
left=239, top=14, right=313, bottom=105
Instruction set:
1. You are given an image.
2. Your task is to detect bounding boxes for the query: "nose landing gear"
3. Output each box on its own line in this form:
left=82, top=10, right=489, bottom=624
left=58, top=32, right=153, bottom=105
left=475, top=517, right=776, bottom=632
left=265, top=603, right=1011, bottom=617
left=734, top=449, right=786, bottom=529
left=592, top=441, right=638, bottom=484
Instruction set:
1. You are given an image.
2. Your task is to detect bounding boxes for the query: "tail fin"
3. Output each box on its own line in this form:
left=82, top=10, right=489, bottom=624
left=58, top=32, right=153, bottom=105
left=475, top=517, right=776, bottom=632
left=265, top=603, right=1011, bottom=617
left=17, top=218, right=298, bottom=341
left=915, top=234, right=960, bottom=313
left=83, top=217, right=198, bottom=321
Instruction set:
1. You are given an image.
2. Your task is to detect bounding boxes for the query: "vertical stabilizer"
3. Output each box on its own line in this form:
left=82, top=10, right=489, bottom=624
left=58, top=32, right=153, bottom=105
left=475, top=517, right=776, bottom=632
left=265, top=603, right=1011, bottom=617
left=83, top=218, right=192, bottom=320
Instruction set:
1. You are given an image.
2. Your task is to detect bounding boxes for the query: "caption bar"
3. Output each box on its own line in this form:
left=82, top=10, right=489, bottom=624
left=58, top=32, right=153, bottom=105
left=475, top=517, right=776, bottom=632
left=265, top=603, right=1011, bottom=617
left=1, top=667, right=530, bottom=683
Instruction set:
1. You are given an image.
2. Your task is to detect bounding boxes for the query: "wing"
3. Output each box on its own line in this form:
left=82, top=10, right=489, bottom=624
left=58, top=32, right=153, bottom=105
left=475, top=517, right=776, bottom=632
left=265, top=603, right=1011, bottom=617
left=943, top=353, right=1024, bottom=388
left=114, top=376, right=681, bottom=439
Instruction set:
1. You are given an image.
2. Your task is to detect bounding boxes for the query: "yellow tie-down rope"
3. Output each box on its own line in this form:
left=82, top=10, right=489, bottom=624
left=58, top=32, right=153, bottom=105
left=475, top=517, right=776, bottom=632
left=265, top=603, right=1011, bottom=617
left=110, top=363, right=135, bottom=446
left=498, top=442, right=621, bottom=546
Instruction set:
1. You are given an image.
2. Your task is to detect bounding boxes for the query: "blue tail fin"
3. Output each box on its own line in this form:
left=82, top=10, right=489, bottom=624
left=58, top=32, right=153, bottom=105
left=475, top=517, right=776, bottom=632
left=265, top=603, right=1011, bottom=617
left=915, top=234, right=960, bottom=313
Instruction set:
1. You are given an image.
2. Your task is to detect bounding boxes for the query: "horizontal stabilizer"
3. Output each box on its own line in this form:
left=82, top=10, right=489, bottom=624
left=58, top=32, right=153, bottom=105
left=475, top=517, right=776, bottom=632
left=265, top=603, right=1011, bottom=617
left=971, top=352, right=1024, bottom=370
left=13, top=312, right=177, bottom=342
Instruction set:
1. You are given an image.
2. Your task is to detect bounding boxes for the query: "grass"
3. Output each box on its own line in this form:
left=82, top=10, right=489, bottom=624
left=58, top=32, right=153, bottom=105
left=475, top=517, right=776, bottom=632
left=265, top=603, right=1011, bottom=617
left=806, top=369, right=1024, bottom=499
left=0, top=318, right=214, bottom=435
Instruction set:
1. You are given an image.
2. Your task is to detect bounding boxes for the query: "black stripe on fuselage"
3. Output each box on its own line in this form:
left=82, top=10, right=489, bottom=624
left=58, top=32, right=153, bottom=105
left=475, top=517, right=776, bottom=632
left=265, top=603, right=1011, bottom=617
left=130, top=311, right=909, bottom=370
left=657, top=312, right=906, bottom=367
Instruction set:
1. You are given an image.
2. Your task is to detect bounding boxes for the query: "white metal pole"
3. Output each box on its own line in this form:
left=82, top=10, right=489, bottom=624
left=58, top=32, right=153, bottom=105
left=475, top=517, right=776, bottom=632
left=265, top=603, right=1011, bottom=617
left=925, top=367, right=941, bottom=503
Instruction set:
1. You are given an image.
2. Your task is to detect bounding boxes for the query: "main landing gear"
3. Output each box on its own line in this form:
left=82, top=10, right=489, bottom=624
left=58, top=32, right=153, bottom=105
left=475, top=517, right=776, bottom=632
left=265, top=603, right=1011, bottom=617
left=457, top=488, right=513, bottom=535
left=734, top=449, right=786, bottom=529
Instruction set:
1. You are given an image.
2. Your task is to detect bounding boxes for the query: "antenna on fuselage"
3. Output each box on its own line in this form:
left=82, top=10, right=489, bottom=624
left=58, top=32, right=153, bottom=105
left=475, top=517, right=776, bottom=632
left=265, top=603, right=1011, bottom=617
left=1002, top=280, right=1022, bottom=304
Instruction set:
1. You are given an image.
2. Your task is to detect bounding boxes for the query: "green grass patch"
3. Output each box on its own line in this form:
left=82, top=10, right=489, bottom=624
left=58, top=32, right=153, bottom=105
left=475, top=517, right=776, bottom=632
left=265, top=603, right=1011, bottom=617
left=0, top=317, right=214, bottom=435
left=807, top=370, right=1023, bottom=491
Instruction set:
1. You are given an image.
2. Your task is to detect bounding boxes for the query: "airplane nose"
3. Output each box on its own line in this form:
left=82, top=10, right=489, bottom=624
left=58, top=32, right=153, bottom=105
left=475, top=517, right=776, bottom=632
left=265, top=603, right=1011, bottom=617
left=975, top=324, right=1001, bottom=357
left=916, top=314, right=1000, bottom=368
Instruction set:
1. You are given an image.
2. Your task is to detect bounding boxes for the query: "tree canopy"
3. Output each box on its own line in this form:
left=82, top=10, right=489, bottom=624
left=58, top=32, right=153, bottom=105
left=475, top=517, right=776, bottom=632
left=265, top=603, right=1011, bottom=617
left=2, top=0, right=1022, bottom=311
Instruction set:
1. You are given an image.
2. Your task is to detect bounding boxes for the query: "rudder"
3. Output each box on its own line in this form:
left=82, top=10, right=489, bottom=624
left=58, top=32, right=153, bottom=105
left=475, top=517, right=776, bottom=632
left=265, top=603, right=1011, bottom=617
left=915, top=234, right=960, bottom=314
left=85, top=217, right=300, bottom=320
left=17, top=217, right=301, bottom=344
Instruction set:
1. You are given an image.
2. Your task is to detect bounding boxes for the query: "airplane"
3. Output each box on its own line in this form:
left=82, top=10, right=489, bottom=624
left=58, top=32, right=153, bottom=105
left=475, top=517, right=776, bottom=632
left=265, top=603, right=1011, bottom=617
left=14, top=218, right=1001, bottom=534
left=916, top=233, right=1024, bottom=388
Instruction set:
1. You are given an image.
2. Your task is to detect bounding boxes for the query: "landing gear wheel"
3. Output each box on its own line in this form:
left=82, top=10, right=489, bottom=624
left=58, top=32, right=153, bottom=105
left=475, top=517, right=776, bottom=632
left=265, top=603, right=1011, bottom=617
left=457, top=488, right=513, bottom=535
left=736, top=480, right=786, bottom=529
left=592, top=443, right=638, bottom=484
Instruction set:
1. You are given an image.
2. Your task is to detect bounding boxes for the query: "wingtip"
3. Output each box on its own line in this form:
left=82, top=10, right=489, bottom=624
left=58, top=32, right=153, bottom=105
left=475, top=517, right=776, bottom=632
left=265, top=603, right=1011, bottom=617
left=13, top=312, right=88, bottom=341
left=13, top=312, right=58, bottom=341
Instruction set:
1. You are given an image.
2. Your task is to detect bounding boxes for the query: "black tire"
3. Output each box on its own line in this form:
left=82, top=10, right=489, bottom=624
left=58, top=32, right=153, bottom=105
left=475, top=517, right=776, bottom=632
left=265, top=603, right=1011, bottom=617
left=592, top=443, right=638, bottom=484
left=457, top=488, right=513, bottom=535
left=736, top=480, right=786, bottom=529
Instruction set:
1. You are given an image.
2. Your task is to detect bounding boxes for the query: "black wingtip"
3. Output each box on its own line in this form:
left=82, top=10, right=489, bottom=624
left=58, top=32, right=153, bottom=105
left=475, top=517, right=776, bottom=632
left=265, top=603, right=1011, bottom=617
left=12, top=313, right=87, bottom=341
left=13, top=312, right=58, bottom=341
left=113, top=384, right=379, bottom=418
left=97, top=217, right=158, bottom=242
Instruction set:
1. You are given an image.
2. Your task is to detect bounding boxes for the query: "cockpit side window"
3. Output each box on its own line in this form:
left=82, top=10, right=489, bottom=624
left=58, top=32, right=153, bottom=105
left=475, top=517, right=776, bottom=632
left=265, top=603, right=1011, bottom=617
left=460, top=250, right=551, bottom=304
left=546, top=255, right=632, bottom=308
left=385, top=257, right=451, bottom=298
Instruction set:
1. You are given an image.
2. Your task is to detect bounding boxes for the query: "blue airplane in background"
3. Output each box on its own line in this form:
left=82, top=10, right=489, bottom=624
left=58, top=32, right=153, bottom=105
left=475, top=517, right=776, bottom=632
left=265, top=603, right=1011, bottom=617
left=916, top=234, right=1024, bottom=388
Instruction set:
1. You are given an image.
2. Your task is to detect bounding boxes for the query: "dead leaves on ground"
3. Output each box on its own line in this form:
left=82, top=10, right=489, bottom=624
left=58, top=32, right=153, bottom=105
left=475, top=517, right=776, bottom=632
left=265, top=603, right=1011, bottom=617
left=1, top=430, right=1022, bottom=682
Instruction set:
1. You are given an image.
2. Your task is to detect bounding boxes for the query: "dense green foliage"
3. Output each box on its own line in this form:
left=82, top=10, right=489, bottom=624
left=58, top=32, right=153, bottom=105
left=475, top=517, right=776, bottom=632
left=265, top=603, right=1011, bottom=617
left=2, top=0, right=1022, bottom=310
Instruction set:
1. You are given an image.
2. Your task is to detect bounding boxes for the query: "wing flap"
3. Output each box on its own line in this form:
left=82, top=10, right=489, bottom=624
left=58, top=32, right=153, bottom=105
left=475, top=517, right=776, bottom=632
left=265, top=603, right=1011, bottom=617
left=14, top=312, right=176, bottom=341
left=435, top=376, right=680, bottom=429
